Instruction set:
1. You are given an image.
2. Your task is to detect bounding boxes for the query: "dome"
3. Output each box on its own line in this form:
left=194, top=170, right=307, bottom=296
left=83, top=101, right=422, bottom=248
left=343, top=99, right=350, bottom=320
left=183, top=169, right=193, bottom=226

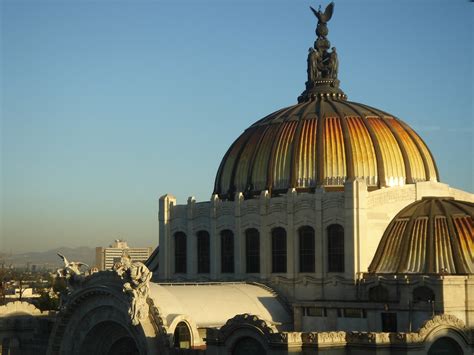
left=213, top=4, right=438, bottom=199
left=213, top=98, right=439, bottom=199
left=369, top=197, right=474, bottom=275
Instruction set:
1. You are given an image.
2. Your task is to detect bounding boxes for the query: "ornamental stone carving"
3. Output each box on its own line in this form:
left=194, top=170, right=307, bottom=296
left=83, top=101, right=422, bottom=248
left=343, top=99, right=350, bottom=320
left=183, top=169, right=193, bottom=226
left=56, top=253, right=90, bottom=306
left=417, top=314, right=466, bottom=337
left=114, top=253, right=152, bottom=326
left=216, top=313, right=277, bottom=343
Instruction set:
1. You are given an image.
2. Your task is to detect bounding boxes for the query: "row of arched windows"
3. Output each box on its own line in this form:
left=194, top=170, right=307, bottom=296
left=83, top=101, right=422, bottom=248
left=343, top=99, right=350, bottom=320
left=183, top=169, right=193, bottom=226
left=174, top=225, right=344, bottom=274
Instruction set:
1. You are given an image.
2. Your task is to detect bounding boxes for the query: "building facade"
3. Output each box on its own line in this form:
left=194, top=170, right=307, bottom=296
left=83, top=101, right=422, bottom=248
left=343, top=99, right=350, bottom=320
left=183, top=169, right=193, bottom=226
left=43, top=3, right=473, bottom=355
left=95, top=240, right=152, bottom=271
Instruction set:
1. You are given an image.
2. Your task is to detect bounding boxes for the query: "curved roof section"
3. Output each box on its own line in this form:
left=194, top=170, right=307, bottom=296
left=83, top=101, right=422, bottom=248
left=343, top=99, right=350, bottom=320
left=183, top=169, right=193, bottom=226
left=369, top=197, right=474, bottom=275
left=148, top=282, right=292, bottom=330
left=213, top=97, right=439, bottom=199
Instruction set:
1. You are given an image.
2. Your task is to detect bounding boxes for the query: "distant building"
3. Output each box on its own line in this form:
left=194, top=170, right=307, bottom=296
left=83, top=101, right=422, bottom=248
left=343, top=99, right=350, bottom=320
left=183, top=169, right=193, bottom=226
left=95, top=240, right=152, bottom=270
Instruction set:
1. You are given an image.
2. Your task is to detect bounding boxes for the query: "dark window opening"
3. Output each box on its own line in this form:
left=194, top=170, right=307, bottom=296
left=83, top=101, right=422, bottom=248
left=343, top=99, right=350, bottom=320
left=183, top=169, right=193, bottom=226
left=428, top=337, right=462, bottom=355
left=245, top=229, right=260, bottom=273
left=343, top=308, right=366, bottom=318
left=272, top=227, right=287, bottom=273
left=327, top=224, right=344, bottom=272
left=173, top=322, right=191, bottom=349
left=299, top=226, right=315, bottom=272
left=413, top=286, right=435, bottom=303
left=221, top=230, right=234, bottom=273
left=305, top=307, right=326, bottom=317
left=174, top=232, right=187, bottom=274
left=381, top=312, right=397, bottom=332
left=232, top=336, right=265, bottom=355
left=197, top=231, right=210, bottom=274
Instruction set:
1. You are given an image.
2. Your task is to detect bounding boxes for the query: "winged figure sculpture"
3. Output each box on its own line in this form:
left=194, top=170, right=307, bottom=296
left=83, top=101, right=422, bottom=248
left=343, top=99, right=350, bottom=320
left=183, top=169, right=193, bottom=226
left=57, top=253, right=89, bottom=276
left=310, top=2, right=334, bottom=24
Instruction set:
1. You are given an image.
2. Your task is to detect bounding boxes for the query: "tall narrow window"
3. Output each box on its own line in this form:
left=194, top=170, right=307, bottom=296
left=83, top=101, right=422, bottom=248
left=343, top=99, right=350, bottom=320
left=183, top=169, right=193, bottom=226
left=197, top=231, right=210, bottom=273
left=327, top=224, right=344, bottom=272
left=221, top=230, right=234, bottom=273
left=272, top=227, right=287, bottom=273
left=245, top=228, right=260, bottom=273
left=174, top=232, right=187, bottom=274
left=299, top=226, right=315, bottom=272
left=173, top=322, right=191, bottom=349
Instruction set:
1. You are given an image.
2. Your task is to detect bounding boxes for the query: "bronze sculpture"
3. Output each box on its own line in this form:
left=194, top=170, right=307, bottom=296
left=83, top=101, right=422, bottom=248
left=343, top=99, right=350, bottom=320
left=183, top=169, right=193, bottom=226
left=299, top=2, right=344, bottom=102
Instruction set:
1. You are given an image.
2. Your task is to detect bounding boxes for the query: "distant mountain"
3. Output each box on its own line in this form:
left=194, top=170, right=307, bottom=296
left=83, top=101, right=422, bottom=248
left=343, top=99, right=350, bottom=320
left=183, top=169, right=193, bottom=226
left=1, top=246, right=95, bottom=268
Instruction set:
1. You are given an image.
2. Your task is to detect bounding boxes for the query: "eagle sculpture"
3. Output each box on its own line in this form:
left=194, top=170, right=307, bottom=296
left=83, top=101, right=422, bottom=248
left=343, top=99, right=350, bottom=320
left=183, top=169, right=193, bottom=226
left=310, top=2, right=334, bottom=24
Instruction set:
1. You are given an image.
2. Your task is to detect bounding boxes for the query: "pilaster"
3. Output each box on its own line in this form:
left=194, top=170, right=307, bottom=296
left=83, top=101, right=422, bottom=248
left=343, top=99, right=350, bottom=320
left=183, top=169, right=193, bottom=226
left=158, top=194, right=176, bottom=280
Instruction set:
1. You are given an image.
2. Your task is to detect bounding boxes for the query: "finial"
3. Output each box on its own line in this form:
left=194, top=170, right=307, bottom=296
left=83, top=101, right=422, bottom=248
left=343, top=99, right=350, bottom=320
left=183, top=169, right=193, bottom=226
left=298, top=2, right=346, bottom=103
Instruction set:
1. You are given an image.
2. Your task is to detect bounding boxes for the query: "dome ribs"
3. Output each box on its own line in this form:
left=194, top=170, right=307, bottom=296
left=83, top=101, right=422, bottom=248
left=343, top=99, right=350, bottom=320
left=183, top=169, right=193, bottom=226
left=245, top=125, right=271, bottom=197
left=337, top=100, right=385, bottom=188
left=369, top=198, right=474, bottom=275
left=315, top=98, right=325, bottom=187
left=234, top=126, right=267, bottom=194
left=398, top=120, right=439, bottom=182
left=289, top=101, right=315, bottom=189
left=321, top=98, right=346, bottom=185
left=214, top=131, right=247, bottom=196
left=252, top=124, right=280, bottom=193
left=224, top=130, right=255, bottom=199
left=351, top=102, right=406, bottom=187
left=426, top=199, right=436, bottom=273
left=215, top=96, right=440, bottom=197
left=326, top=99, right=353, bottom=183
left=381, top=117, right=415, bottom=184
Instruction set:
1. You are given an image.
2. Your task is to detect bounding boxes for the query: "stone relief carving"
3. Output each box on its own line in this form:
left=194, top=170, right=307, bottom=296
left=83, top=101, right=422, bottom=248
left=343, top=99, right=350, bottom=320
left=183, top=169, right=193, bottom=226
left=417, top=314, right=466, bottom=337
left=217, top=313, right=277, bottom=343
left=302, top=331, right=346, bottom=344
left=114, top=253, right=152, bottom=326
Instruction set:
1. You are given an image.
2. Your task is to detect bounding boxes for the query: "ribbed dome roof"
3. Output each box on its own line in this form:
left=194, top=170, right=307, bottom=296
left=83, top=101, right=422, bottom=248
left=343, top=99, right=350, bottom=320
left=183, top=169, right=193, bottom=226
left=213, top=3, right=438, bottom=199
left=369, top=197, right=474, bottom=275
left=213, top=98, right=438, bottom=199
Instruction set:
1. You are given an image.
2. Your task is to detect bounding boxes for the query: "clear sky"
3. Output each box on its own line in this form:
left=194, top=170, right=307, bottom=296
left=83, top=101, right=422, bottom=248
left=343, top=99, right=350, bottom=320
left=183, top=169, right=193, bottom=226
left=1, top=0, right=472, bottom=253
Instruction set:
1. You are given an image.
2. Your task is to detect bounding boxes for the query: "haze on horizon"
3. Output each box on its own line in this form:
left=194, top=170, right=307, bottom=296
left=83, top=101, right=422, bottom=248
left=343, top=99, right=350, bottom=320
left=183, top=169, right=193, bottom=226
left=1, top=0, right=472, bottom=254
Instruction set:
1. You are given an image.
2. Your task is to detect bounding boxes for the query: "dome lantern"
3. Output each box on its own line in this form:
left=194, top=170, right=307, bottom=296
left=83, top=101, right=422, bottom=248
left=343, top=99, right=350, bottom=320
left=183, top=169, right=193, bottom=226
left=298, top=2, right=347, bottom=102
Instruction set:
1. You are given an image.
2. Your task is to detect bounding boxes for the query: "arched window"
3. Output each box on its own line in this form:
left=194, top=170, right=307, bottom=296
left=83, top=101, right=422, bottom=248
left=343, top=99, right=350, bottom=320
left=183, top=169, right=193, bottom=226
left=197, top=231, right=210, bottom=274
left=272, top=227, right=287, bottom=273
left=413, top=286, right=435, bottom=303
left=428, top=337, right=462, bottom=355
left=245, top=228, right=260, bottom=273
left=173, top=322, right=191, bottom=349
left=327, top=224, right=344, bottom=272
left=221, top=230, right=234, bottom=273
left=233, top=336, right=265, bottom=355
left=174, top=232, right=187, bottom=274
left=299, top=226, right=315, bottom=272
left=369, top=285, right=389, bottom=302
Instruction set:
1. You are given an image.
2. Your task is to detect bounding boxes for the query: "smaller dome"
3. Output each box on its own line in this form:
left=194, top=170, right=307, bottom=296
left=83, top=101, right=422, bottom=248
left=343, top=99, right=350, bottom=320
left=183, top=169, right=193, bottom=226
left=369, top=197, right=473, bottom=275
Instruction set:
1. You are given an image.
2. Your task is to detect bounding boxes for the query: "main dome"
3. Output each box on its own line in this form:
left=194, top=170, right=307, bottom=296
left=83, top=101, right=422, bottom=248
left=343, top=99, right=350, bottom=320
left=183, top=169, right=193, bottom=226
left=213, top=3, right=438, bottom=199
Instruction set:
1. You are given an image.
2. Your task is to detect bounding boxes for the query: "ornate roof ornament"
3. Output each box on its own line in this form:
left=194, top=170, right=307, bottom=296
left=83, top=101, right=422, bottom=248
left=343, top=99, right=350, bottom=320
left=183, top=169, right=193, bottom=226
left=298, top=2, right=346, bottom=102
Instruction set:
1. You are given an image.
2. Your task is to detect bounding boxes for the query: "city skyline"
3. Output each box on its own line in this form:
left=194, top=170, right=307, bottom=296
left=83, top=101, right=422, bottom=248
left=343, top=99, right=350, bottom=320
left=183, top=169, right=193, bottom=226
left=2, top=0, right=473, bottom=253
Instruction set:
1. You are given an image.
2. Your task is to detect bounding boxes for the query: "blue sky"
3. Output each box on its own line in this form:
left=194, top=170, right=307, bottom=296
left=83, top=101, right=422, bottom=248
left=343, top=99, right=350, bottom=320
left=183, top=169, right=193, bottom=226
left=1, top=0, right=472, bottom=253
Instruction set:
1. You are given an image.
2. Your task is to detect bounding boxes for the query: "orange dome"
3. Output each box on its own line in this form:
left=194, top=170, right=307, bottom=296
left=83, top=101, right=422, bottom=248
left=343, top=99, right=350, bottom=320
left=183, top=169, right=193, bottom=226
left=369, top=197, right=474, bottom=275
left=213, top=97, right=438, bottom=199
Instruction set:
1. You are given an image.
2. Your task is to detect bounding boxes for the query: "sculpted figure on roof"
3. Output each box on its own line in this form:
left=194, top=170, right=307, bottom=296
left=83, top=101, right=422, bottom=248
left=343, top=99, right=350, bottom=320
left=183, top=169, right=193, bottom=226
left=114, top=253, right=152, bottom=325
